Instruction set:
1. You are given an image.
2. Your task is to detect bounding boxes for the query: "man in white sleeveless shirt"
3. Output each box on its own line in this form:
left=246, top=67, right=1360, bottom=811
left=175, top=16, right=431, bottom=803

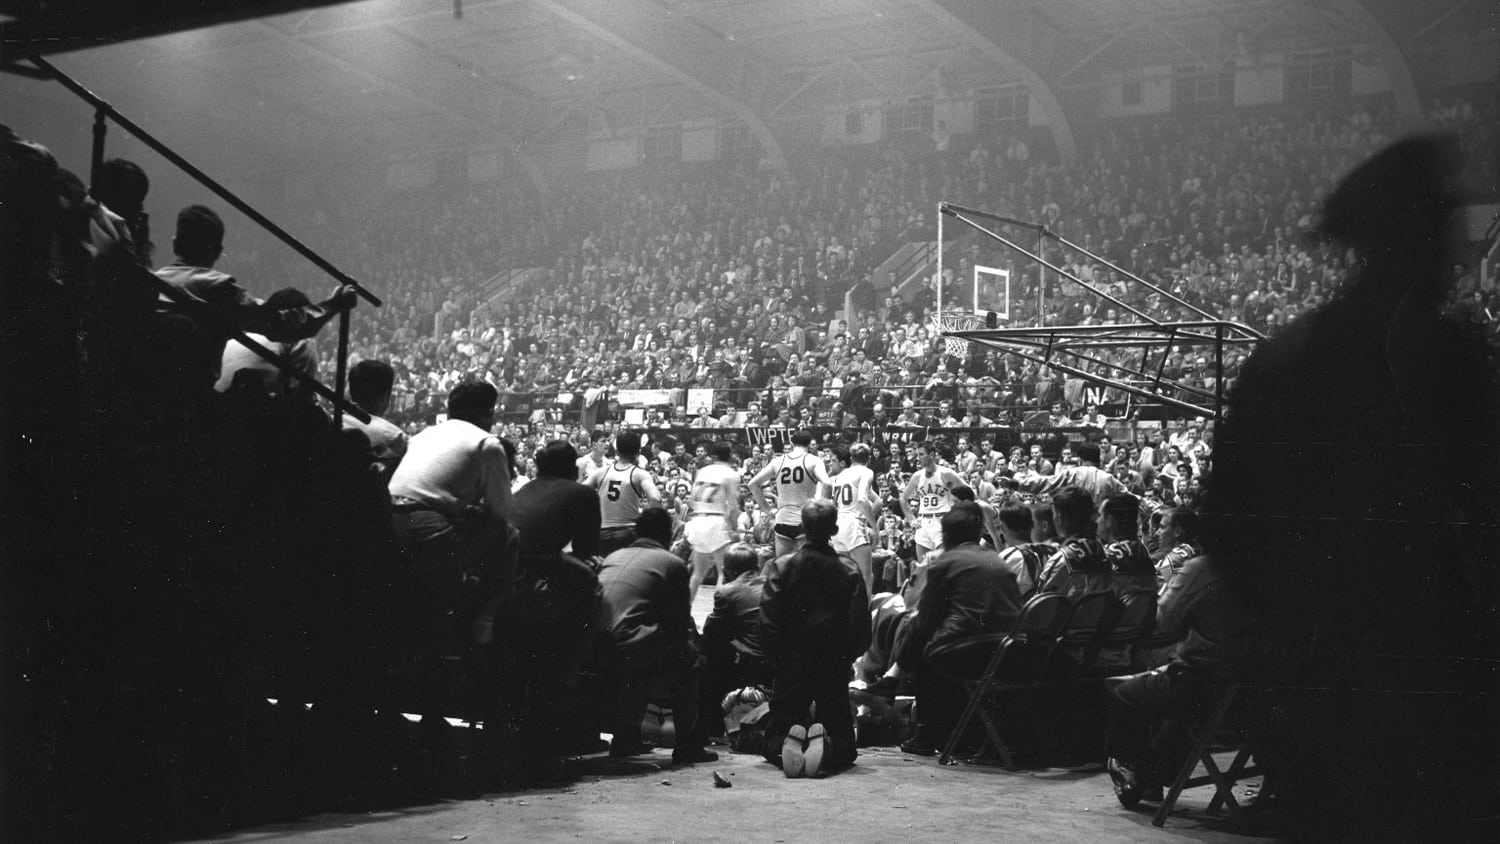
left=685, top=441, right=741, bottom=596
left=586, top=430, right=662, bottom=558
left=821, top=442, right=880, bottom=594
left=748, top=430, right=834, bottom=558
left=902, top=441, right=965, bottom=560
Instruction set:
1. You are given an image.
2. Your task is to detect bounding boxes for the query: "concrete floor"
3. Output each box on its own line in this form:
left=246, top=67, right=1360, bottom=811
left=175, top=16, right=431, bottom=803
left=193, top=586, right=1281, bottom=844
left=199, top=747, right=1276, bottom=844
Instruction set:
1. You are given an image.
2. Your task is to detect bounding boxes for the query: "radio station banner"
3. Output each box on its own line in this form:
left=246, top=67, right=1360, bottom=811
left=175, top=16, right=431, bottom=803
left=743, top=426, right=796, bottom=451
left=615, top=388, right=681, bottom=407
left=686, top=388, right=716, bottom=415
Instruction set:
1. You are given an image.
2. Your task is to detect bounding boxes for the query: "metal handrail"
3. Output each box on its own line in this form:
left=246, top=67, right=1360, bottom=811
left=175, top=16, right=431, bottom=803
left=28, top=54, right=381, bottom=424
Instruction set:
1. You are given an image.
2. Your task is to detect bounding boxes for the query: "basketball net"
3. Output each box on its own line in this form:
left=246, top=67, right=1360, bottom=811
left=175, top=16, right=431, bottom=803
left=931, top=310, right=984, bottom=361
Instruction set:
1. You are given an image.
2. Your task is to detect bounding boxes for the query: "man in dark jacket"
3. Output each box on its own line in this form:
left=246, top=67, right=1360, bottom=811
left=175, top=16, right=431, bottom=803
left=759, top=500, right=870, bottom=777
left=1104, top=552, right=1254, bottom=808
left=599, top=507, right=717, bottom=765
left=698, top=543, right=769, bottom=738
left=1036, top=485, right=1112, bottom=597
left=504, top=439, right=604, bottom=781
left=891, top=502, right=1025, bottom=755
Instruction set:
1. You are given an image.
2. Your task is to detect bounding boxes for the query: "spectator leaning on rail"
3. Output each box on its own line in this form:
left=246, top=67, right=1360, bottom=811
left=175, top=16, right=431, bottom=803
left=153, top=204, right=356, bottom=398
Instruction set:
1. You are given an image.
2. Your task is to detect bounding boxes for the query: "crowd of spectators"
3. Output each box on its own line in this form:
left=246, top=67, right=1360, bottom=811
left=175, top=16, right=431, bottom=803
left=241, top=95, right=1496, bottom=436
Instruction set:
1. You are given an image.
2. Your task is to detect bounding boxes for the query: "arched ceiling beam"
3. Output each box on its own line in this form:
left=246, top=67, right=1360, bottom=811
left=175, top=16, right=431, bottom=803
left=253, top=20, right=550, bottom=196
left=532, top=0, right=788, bottom=170
left=913, top=0, right=1076, bottom=165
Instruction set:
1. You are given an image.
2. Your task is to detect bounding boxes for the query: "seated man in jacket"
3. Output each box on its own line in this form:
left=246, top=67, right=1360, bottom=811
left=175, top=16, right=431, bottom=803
left=889, top=502, right=1025, bottom=756
left=1099, top=493, right=1159, bottom=598
left=599, top=507, right=717, bottom=765
left=506, top=440, right=605, bottom=779
left=1035, top=485, right=1111, bottom=598
left=759, top=500, right=870, bottom=778
left=1104, top=552, right=1255, bottom=808
left=698, top=543, right=769, bottom=740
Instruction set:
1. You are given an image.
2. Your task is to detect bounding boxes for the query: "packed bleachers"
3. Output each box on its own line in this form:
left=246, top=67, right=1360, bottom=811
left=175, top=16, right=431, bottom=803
left=240, top=99, right=1495, bottom=437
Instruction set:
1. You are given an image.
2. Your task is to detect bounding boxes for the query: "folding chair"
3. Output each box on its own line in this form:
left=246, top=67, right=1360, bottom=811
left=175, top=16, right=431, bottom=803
left=937, top=593, right=1072, bottom=767
left=1152, top=682, right=1265, bottom=832
left=1054, top=591, right=1118, bottom=671
left=1091, top=589, right=1157, bottom=673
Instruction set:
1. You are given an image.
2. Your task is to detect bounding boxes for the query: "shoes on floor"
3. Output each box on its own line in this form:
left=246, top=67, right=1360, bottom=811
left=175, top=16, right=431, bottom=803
left=671, top=746, right=719, bottom=765
left=781, top=725, right=808, bottom=778
left=899, top=734, right=939, bottom=757
left=803, top=724, right=827, bottom=778
left=1108, top=756, right=1143, bottom=809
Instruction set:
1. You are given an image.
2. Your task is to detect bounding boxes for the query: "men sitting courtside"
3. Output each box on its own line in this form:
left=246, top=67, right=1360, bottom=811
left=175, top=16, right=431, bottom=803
left=1035, top=485, right=1112, bottom=598
left=599, top=508, right=718, bottom=766
left=884, top=502, right=1025, bottom=756
left=698, top=543, right=769, bottom=740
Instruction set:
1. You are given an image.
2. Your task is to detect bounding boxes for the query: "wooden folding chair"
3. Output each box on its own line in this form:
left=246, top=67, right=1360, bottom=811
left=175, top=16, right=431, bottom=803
left=1152, top=682, right=1265, bottom=832
left=937, top=593, right=1072, bottom=767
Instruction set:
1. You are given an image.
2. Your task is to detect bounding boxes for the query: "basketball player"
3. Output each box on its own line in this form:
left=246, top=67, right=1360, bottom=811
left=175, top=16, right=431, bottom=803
left=821, top=443, right=880, bottom=593
left=901, top=441, right=966, bottom=560
left=586, top=431, right=663, bottom=558
left=576, top=432, right=610, bottom=481
left=684, top=441, right=741, bottom=596
left=748, top=430, right=834, bottom=558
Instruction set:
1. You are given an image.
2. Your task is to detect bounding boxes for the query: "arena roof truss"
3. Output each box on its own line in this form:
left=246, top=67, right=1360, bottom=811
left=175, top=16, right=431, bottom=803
left=936, top=201, right=1265, bottom=422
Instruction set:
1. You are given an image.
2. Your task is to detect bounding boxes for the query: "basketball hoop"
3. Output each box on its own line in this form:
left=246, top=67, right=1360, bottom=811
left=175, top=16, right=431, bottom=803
left=931, top=309, right=985, bottom=360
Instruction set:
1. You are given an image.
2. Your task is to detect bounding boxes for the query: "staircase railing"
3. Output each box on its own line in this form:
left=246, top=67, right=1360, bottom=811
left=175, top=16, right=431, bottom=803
left=28, top=54, right=380, bottom=424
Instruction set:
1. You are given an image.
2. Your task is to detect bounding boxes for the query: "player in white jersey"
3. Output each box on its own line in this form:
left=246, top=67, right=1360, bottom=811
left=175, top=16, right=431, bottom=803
left=576, top=433, right=609, bottom=481
left=747, top=430, right=834, bottom=558
left=684, top=441, right=741, bottom=596
left=901, top=441, right=966, bottom=558
left=585, top=431, right=662, bottom=557
left=820, top=442, right=880, bottom=593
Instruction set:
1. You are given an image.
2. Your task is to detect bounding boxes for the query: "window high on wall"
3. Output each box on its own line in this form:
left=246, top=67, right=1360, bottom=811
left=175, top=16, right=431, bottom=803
left=643, top=124, right=682, bottom=164
left=1286, top=48, right=1352, bottom=103
left=976, top=85, right=1030, bottom=130
left=1172, top=64, right=1233, bottom=112
left=886, top=95, right=934, bottom=136
left=719, top=119, right=759, bottom=162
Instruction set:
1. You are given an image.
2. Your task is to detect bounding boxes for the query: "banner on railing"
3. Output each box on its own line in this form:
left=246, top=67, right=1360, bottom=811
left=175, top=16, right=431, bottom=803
left=744, top=427, right=796, bottom=451
left=687, top=388, right=715, bottom=414
left=616, top=388, right=680, bottom=407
